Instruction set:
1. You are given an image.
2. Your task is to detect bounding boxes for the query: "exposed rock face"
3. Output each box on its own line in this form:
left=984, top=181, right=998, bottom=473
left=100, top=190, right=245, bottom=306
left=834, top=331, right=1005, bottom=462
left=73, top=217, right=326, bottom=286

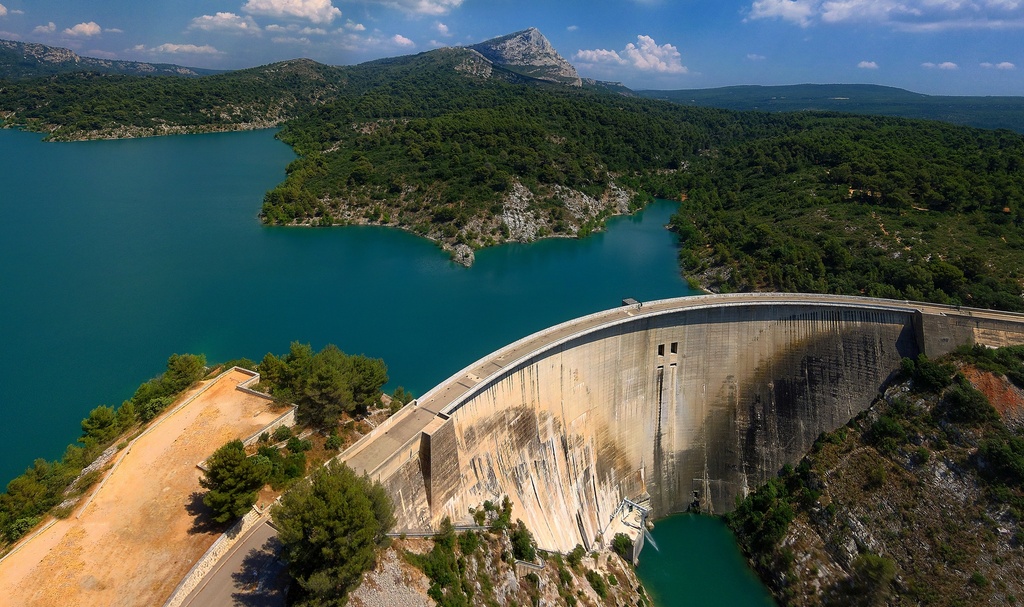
left=350, top=535, right=644, bottom=607
left=450, top=244, right=475, bottom=267
left=469, top=28, right=582, bottom=87
left=501, top=181, right=541, bottom=242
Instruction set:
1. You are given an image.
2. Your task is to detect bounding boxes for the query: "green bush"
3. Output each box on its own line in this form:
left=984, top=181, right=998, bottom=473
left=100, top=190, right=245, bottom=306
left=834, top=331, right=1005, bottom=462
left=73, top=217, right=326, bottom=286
left=272, top=425, right=292, bottom=441
left=611, top=532, right=633, bottom=560
left=585, top=569, right=608, bottom=599
left=567, top=544, right=586, bottom=567
left=510, top=519, right=537, bottom=561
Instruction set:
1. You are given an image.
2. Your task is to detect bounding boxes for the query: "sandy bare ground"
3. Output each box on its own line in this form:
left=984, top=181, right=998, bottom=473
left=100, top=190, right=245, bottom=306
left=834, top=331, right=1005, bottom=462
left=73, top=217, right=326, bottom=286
left=0, top=368, right=286, bottom=607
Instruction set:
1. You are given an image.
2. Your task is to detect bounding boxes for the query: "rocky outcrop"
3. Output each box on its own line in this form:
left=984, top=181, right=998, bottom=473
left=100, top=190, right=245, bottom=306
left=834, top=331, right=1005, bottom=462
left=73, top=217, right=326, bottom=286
left=350, top=533, right=644, bottom=607
left=469, top=28, right=582, bottom=87
left=501, top=182, right=541, bottom=242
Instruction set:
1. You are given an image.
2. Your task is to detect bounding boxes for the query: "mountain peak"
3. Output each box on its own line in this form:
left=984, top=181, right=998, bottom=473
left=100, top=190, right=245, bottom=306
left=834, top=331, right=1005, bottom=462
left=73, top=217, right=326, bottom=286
left=468, top=28, right=581, bottom=87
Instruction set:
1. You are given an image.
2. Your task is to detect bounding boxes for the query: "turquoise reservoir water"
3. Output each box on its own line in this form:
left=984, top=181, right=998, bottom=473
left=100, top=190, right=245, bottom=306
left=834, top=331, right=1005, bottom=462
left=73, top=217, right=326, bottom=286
left=638, top=514, right=777, bottom=607
left=0, top=128, right=691, bottom=484
left=0, top=128, right=772, bottom=605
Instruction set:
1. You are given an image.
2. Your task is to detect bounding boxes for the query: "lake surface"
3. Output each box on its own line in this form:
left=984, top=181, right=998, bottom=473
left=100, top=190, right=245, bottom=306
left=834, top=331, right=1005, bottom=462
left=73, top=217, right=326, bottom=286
left=0, top=128, right=770, bottom=605
left=638, top=514, right=777, bottom=607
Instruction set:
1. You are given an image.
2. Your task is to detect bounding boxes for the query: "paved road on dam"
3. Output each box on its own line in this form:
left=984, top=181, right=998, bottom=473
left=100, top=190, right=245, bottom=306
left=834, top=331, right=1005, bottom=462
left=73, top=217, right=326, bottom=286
left=179, top=292, right=1024, bottom=605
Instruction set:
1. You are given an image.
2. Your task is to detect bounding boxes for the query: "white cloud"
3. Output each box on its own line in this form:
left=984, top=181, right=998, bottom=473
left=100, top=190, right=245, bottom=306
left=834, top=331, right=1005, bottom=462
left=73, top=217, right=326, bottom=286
left=266, top=23, right=326, bottom=35
left=567, top=25, right=579, bottom=31
left=378, top=0, right=464, bottom=15
left=858, top=60, right=879, bottom=68
left=152, top=43, right=221, bottom=55
left=435, top=22, right=450, bottom=36
left=575, top=35, right=687, bottom=74
left=344, top=20, right=366, bottom=31
left=622, top=35, right=687, bottom=73
left=87, top=49, right=119, bottom=59
left=243, top=0, right=341, bottom=24
left=0, top=4, right=7, bottom=18
left=190, top=13, right=261, bottom=33
left=748, top=0, right=1024, bottom=29
left=923, top=61, right=958, bottom=69
left=272, top=36, right=311, bottom=44
left=392, top=33, right=415, bottom=47
left=981, top=60, right=1016, bottom=69
left=64, top=22, right=102, bottom=37
left=747, top=53, right=767, bottom=60
left=749, top=0, right=817, bottom=27
left=33, top=22, right=56, bottom=35
left=574, top=48, right=627, bottom=65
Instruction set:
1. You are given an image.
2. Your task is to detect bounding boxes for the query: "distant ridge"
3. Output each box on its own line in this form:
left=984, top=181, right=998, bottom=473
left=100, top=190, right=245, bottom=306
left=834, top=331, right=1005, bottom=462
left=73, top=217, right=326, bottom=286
left=0, top=38, right=221, bottom=79
left=638, top=83, right=1024, bottom=133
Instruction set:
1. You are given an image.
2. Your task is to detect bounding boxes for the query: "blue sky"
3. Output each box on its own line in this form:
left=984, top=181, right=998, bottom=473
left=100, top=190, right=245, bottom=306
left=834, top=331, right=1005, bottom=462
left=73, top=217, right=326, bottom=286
left=0, top=0, right=1021, bottom=95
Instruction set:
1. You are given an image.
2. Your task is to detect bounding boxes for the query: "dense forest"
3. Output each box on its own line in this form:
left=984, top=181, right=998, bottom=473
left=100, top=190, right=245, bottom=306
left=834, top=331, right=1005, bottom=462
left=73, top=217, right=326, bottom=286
left=639, top=84, right=1024, bottom=134
left=661, top=114, right=1024, bottom=311
left=2, top=42, right=1023, bottom=310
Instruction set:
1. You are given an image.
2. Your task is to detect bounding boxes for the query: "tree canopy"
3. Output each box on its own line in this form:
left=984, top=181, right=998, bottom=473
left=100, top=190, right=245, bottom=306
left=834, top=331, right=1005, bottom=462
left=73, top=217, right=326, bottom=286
left=200, top=439, right=272, bottom=524
left=272, top=460, right=394, bottom=606
left=259, top=342, right=387, bottom=428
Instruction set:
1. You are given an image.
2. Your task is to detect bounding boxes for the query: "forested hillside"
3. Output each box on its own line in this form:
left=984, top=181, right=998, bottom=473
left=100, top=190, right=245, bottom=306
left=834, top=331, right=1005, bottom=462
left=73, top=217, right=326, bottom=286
left=660, top=114, right=1024, bottom=311
left=2, top=35, right=1023, bottom=310
left=640, top=84, right=1024, bottom=133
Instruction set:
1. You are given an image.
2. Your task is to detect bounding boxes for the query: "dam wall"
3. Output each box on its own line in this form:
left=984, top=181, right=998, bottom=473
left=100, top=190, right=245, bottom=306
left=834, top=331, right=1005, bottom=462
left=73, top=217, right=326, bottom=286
left=344, top=295, right=1024, bottom=552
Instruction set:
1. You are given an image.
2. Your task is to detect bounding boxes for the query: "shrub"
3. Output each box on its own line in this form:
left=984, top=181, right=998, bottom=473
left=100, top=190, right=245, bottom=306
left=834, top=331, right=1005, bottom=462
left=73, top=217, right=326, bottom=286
left=459, top=529, right=480, bottom=555
left=510, top=519, right=537, bottom=561
left=558, top=566, right=573, bottom=587
left=585, top=569, right=608, bottom=599
left=567, top=544, right=586, bottom=567
left=611, top=532, right=633, bottom=560
left=273, top=425, right=293, bottom=441
left=942, top=378, right=998, bottom=425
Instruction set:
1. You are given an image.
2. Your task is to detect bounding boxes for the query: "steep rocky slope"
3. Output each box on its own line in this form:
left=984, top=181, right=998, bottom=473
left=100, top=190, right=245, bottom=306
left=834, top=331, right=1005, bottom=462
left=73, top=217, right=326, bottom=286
left=728, top=348, right=1024, bottom=606
left=350, top=531, right=647, bottom=607
left=469, top=28, right=582, bottom=87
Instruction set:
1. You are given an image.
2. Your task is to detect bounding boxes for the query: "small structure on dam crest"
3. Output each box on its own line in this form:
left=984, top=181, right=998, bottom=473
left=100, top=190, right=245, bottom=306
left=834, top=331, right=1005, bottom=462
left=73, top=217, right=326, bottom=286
left=339, top=294, right=1024, bottom=553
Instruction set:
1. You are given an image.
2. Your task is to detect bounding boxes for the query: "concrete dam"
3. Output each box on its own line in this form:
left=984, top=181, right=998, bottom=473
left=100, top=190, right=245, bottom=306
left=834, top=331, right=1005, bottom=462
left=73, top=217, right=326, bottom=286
left=340, top=293, right=1024, bottom=552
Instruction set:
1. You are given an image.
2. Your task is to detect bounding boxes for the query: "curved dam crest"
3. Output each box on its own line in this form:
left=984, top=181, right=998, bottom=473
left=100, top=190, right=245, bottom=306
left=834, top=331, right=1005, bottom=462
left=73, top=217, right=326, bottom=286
left=340, top=294, right=1024, bottom=552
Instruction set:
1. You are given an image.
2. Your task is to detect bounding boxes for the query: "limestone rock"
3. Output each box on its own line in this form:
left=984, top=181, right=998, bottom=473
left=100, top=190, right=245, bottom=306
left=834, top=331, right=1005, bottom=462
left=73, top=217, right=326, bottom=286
left=451, top=244, right=475, bottom=267
left=469, top=28, right=582, bottom=87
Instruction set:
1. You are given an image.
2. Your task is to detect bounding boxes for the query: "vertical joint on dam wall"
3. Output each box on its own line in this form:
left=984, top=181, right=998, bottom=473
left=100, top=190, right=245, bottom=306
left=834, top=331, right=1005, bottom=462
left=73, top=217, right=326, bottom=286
left=421, top=419, right=461, bottom=515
